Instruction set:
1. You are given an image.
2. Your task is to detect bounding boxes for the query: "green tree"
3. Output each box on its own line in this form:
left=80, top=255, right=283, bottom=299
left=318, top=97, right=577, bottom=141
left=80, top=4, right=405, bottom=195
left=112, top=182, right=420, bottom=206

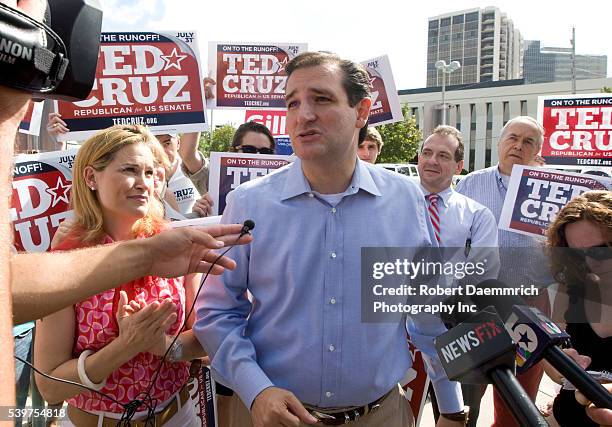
left=198, top=124, right=236, bottom=157
left=601, top=86, right=612, bottom=93
left=376, top=105, right=422, bottom=163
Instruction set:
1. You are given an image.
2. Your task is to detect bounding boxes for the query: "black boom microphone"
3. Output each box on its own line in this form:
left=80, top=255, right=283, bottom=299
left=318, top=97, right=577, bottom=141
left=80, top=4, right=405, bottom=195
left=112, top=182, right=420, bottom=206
left=464, top=279, right=612, bottom=410
left=435, top=306, right=548, bottom=426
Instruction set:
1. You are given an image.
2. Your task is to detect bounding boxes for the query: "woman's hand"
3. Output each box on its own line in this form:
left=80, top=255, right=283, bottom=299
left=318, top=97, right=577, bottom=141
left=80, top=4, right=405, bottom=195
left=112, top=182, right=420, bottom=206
left=116, top=291, right=177, bottom=356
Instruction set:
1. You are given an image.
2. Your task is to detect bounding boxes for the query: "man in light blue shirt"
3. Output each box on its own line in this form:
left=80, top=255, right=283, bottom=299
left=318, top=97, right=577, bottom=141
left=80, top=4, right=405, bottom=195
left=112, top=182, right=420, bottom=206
left=455, top=116, right=553, bottom=427
left=194, top=52, right=464, bottom=427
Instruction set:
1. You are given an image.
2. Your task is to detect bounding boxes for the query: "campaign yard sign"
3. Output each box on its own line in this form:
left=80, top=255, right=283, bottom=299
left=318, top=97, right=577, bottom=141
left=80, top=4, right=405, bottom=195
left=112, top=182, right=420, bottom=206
left=19, top=100, right=44, bottom=136
left=208, top=152, right=293, bottom=215
left=361, top=55, right=403, bottom=126
left=10, top=149, right=78, bottom=253
left=499, top=165, right=611, bottom=238
left=210, top=42, right=307, bottom=109
left=55, top=32, right=208, bottom=141
left=538, top=94, right=612, bottom=167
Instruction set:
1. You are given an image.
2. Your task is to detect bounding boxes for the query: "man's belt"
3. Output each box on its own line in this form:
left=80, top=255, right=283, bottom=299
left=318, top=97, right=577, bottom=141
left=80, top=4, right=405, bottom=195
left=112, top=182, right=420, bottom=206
left=304, top=388, right=392, bottom=425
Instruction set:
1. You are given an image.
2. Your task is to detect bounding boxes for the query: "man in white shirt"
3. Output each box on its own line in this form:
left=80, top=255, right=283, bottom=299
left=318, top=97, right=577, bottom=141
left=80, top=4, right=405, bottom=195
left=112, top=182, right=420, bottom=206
left=418, top=125, right=499, bottom=427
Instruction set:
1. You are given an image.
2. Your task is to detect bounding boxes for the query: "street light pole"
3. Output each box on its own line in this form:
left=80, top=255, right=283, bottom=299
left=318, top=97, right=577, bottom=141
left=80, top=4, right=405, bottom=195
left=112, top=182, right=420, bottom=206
left=435, top=60, right=461, bottom=126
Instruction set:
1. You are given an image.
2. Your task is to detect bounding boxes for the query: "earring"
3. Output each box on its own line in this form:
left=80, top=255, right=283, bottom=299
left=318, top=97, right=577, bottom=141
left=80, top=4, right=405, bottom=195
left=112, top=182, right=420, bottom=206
left=90, top=186, right=95, bottom=191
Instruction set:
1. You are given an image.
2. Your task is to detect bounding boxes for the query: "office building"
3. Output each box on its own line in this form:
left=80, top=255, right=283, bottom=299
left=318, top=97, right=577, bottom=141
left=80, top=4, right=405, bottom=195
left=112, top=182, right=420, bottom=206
left=426, top=7, right=523, bottom=87
left=523, top=40, right=607, bottom=84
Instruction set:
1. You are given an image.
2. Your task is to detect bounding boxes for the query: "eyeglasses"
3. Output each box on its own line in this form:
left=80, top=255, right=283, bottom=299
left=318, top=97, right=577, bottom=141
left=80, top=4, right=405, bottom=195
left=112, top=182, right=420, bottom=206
left=569, top=242, right=612, bottom=261
left=238, top=145, right=274, bottom=154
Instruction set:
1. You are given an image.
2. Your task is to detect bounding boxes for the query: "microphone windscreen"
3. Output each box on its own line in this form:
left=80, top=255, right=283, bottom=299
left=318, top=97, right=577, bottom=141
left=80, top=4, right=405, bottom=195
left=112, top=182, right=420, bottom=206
left=243, top=220, right=255, bottom=232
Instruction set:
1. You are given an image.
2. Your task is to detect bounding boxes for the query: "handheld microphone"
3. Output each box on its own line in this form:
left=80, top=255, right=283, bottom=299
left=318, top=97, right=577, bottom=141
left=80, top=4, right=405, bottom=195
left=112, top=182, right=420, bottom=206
left=456, top=279, right=612, bottom=410
left=435, top=306, right=548, bottom=426
left=505, top=304, right=612, bottom=410
left=239, top=219, right=255, bottom=237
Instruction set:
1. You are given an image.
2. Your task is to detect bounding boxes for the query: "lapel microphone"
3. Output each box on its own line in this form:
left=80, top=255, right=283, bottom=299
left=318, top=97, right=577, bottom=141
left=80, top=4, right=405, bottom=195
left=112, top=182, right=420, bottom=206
left=240, top=219, right=255, bottom=237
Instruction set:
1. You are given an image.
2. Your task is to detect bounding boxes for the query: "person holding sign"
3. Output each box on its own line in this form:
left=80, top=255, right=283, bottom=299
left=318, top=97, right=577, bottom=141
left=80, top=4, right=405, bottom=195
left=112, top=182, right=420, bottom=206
left=455, top=116, right=553, bottom=427
left=33, top=125, right=214, bottom=426
left=545, top=190, right=612, bottom=427
left=195, top=52, right=464, bottom=427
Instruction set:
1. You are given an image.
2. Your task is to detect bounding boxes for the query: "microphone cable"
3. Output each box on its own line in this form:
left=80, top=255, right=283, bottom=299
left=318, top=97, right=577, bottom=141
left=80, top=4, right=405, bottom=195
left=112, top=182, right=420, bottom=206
left=14, top=220, right=254, bottom=426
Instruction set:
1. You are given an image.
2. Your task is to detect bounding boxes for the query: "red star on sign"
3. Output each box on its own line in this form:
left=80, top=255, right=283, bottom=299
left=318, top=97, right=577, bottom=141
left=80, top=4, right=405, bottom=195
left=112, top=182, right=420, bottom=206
left=45, top=176, right=72, bottom=208
left=161, top=48, right=188, bottom=71
left=276, top=57, right=288, bottom=74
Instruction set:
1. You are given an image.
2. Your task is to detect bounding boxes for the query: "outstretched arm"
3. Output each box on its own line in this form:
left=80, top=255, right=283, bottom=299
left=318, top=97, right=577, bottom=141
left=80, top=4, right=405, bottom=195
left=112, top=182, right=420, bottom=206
left=11, top=224, right=252, bottom=323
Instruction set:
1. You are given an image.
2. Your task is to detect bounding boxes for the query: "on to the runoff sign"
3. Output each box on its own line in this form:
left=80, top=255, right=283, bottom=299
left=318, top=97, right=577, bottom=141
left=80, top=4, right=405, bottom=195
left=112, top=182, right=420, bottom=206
left=499, top=165, right=611, bottom=238
left=210, top=42, right=307, bottom=109
left=538, top=94, right=612, bottom=167
left=56, top=32, right=208, bottom=141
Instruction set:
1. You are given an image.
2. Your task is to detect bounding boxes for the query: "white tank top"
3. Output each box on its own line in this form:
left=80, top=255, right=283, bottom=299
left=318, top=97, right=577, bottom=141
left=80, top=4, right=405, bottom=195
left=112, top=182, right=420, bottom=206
left=167, top=159, right=201, bottom=215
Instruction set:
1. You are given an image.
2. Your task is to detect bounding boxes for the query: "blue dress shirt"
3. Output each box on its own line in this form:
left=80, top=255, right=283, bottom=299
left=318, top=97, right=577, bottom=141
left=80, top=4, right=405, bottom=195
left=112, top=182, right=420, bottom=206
left=420, top=185, right=499, bottom=248
left=194, top=159, right=464, bottom=413
left=455, top=165, right=553, bottom=287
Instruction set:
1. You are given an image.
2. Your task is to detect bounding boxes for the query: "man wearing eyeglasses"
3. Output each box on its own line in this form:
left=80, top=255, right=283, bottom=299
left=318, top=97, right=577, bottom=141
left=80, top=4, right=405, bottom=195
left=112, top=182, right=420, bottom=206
left=455, top=116, right=554, bottom=427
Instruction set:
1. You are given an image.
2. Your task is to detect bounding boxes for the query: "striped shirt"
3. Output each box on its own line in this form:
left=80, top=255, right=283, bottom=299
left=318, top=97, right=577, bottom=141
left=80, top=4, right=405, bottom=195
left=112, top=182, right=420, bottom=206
left=455, top=165, right=553, bottom=288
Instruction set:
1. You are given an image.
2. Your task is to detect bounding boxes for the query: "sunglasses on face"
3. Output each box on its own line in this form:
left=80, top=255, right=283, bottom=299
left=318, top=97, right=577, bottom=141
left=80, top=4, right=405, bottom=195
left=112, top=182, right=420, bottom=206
left=238, top=145, right=274, bottom=154
left=569, top=242, right=612, bottom=261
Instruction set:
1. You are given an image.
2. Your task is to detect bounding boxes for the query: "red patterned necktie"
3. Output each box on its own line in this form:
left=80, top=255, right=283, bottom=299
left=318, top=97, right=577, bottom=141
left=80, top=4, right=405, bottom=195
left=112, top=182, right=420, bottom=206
left=426, top=194, right=441, bottom=243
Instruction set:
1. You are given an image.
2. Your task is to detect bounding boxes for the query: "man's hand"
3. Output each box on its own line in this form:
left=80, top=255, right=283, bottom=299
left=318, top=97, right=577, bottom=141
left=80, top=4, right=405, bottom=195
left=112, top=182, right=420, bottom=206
left=251, top=387, right=318, bottom=427
left=145, top=224, right=253, bottom=277
left=1, top=0, right=45, bottom=20
left=192, top=193, right=214, bottom=217
left=576, top=383, right=612, bottom=426
left=203, top=77, right=216, bottom=100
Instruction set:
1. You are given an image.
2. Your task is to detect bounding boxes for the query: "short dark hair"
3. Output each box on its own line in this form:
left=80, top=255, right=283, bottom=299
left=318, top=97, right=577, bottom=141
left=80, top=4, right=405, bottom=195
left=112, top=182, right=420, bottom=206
left=427, top=125, right=464, bottom=162
left=359, top=126, right=383, bottom=150
left=285, top=51, right=371, bottom=108
left=230, top=121, right=275, bottom=152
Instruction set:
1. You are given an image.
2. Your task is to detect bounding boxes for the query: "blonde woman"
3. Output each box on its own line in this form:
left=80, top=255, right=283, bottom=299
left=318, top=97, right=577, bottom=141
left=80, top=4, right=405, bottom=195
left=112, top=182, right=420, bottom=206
left=35, top=125, right=206, bottom=426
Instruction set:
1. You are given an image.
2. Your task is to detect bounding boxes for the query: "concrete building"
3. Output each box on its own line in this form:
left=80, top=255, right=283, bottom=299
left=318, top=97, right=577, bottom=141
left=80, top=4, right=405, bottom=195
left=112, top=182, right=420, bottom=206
left=400, top=77, right=612, bottom=171
left=426, top=7, right=523, bottom=87
left=524, top=40, right=607, bottom=84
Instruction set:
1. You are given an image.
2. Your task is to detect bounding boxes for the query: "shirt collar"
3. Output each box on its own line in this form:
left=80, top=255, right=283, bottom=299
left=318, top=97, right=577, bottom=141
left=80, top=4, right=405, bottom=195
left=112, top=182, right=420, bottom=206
left=418, top=183, right=453, bottom=207
left=280, top=158, right=382, bottom=201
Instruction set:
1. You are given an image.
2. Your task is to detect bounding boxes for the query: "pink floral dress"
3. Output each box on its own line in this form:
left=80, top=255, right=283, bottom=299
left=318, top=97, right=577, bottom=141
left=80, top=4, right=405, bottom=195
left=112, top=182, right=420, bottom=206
left=55, top=235, right=190, bottom=413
